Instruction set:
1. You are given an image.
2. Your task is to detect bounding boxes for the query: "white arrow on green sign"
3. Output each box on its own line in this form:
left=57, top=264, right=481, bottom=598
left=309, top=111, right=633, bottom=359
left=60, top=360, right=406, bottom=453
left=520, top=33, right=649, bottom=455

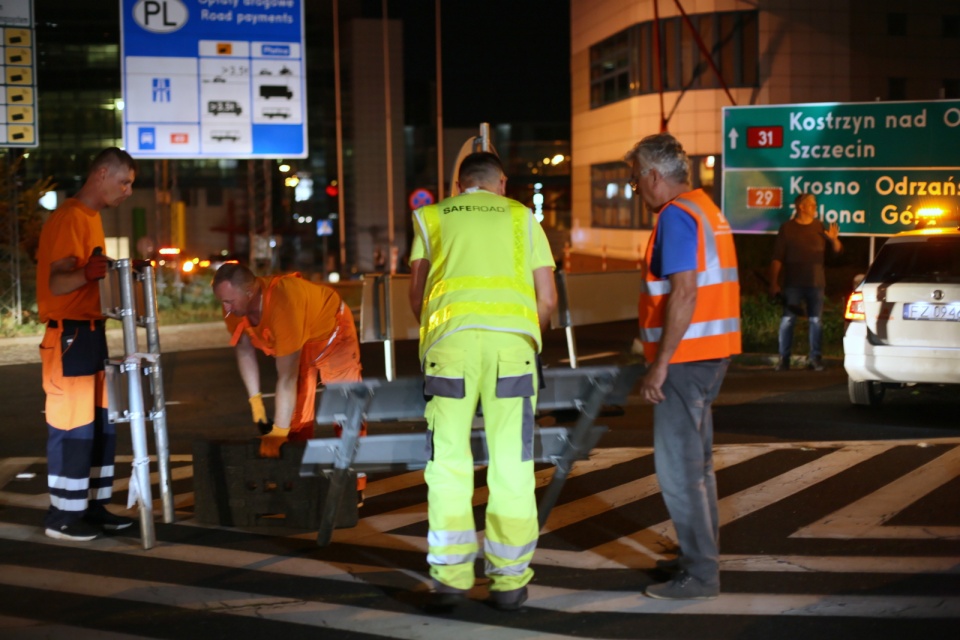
left=724, top=100, right=960, bottom=168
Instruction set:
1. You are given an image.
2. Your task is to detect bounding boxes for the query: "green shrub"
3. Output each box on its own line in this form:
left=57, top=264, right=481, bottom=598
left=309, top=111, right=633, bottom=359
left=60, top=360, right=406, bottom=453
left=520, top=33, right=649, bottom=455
left=739, top=293, right=845, bottom=357
left=1, top=268, right=223, bottom=337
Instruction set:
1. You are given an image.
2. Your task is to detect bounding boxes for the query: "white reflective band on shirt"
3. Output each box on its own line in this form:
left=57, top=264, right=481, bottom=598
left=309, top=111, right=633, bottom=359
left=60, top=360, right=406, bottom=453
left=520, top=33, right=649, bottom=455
left=423, top=325, right=539, bottom=363
left=428, top=529, right=477, bottom=547
left=644, top=266, right=739, bottom=296
left=413, top=209, right=431, bottom=262
left=311, top=302, right=345, bottom=364
left=673, top=196, right=721, bottom=271
left=47, top=475, right=90, bottom=491
left=641, top=317, right=741, bottom=343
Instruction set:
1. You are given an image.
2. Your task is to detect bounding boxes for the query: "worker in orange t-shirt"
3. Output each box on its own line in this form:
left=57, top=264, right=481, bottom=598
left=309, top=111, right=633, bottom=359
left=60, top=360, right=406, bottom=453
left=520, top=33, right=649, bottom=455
left=35, top=147, right=138, bottom=542
left=212, top=263, right=364, bottom=458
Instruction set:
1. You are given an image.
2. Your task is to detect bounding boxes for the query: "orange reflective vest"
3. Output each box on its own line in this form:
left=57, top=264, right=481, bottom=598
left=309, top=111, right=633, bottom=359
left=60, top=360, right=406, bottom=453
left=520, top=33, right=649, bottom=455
left=638, top=189, right=741, bottom=364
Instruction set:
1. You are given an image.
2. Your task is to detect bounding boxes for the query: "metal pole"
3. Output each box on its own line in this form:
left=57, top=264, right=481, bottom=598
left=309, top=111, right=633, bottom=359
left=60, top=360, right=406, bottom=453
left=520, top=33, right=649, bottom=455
left=117, top=259, right=156, bottom=549
left=478, top=122, right=490, bottom=152
left=139, top=264, right=174, bottom=523
left=652, top=0, right=667, bottom=132
left=382, top=0, right=395, bottom=251
left=672, top=0, right=737, bottom=106
left=10, top=150, right=22, bottom=322
left=435, top=0, right=444, bottom=201
left=247, top=160, right=256, bottom=268
left=565, top=326, right=579, bottom=369
left=262, top=160, right=273, bottom=271
left=383, top=275, right=397, bottom=381
left=333, top=0, right=347, bottom=270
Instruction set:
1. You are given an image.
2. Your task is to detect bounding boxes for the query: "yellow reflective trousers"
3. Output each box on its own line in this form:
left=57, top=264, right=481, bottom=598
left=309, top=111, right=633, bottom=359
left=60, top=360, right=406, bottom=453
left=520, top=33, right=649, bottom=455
left=423, top=329, right=539, bottom=593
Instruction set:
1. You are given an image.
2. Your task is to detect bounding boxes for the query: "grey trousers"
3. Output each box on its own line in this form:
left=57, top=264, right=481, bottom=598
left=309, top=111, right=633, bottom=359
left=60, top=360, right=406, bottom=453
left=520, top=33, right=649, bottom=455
left=653, top=358, right=730, bottom=586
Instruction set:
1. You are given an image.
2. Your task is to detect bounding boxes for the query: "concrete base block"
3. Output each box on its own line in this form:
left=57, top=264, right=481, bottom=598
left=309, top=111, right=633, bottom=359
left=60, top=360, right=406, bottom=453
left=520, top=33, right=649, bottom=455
left=193, top=439, right=358, bottom=530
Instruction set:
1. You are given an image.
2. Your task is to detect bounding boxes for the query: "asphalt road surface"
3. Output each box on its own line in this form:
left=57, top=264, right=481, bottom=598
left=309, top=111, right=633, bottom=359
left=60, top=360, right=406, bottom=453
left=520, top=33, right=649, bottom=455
left=0, top=321, right=957, bottom=639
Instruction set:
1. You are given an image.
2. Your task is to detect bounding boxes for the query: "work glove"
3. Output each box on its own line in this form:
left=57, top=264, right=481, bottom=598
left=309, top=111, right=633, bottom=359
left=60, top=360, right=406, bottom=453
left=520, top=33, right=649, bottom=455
left=83, top=248, right=110, bottom=282
left=248, top=393, right=271, bottom=435
left=259, top=425, right=290, bottom=458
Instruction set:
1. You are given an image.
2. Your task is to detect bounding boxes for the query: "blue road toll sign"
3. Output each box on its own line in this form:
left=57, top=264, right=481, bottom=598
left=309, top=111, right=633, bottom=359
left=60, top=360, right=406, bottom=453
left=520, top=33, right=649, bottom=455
left=722, top=100, right=960, bottom=236
left=120, top=0, right=307, bottom=158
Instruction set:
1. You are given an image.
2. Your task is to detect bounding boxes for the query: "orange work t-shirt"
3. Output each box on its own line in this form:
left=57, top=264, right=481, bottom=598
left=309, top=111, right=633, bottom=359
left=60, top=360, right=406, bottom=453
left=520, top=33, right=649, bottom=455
left=35, top=198, right=106, bottom=323
left=224, top=274, right=342, bottom=357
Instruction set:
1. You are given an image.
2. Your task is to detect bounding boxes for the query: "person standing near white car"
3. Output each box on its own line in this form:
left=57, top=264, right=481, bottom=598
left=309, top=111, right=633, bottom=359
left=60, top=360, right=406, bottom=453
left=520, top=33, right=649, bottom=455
left=769, top=193, right=842, bottom=371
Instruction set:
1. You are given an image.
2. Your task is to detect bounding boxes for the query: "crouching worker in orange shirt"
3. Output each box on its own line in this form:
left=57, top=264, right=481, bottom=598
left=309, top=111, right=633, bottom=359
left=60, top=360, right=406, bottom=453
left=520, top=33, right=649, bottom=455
left=212, top=263, right=364, bottom=458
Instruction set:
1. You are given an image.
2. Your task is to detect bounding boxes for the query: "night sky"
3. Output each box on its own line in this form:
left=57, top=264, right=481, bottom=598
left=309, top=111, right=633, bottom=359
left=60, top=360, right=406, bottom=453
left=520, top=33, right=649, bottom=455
left=367, top=0, right=571, bottom=127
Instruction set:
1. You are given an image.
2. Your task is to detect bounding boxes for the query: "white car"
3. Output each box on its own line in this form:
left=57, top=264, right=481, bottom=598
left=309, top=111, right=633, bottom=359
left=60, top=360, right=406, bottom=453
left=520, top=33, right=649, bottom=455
left=843, top=225, right=960, bottom=406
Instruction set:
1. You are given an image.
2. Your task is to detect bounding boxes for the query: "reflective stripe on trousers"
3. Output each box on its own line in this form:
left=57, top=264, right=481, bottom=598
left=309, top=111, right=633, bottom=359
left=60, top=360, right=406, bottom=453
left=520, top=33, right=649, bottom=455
left=40, top=324, right=116, bottom=529
left=424, top=329, right=539, bottom=592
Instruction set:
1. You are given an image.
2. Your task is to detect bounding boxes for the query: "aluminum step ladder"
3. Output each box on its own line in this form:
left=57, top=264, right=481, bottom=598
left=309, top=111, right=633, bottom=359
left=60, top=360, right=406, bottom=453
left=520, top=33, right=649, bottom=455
left=301, top=364, right=643, bottom=546
left=99, top=259, right=174, bottom=550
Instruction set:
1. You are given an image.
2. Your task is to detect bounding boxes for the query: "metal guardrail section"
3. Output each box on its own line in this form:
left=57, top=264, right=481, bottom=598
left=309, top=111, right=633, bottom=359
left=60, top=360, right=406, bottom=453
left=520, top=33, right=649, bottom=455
left=301, top=426, right=605, bottom=474
left=99, top=260, right=175, bottom=550
left=357, top=270, right=643, bottom=376
left=302, top=363, right=643, bottom=546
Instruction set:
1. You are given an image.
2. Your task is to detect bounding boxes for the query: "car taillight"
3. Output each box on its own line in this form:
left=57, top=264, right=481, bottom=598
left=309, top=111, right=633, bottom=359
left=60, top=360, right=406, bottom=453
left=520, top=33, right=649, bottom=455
left=845, top=291, right=865, bottom=321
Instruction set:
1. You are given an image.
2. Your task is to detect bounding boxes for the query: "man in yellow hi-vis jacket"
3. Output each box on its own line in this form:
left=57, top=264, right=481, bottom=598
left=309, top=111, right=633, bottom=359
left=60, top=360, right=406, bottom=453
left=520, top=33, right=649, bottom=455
left=409, top=152, right=557, bottom=612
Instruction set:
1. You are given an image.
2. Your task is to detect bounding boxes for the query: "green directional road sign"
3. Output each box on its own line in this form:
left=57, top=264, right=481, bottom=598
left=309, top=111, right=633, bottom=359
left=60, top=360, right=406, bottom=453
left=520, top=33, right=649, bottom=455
left=722, top=100, right=960, bottom=235
left=724, top=169, right=960, bottom=235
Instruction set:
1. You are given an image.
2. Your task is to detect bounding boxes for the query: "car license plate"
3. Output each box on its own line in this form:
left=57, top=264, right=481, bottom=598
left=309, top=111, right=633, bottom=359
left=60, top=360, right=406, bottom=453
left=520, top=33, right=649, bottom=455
left=903, top=302, right=960, bottom=321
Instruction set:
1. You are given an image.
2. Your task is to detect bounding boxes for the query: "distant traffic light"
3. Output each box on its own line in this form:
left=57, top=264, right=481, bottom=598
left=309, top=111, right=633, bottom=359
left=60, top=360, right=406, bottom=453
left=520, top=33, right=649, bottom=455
left=325, top=180, right=339, bottom=198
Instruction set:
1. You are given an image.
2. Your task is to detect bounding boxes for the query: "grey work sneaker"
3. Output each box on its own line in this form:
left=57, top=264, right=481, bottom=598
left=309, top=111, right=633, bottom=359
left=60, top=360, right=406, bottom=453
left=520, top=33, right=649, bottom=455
left=424, top=584, right=469, bottom=613
left=486, top=585, right=528, bottom=611
left=82, top=504, right=135, bottom=532
left=807, top=357, right=825, bottom=371
left=45, top=520, right=101, bottom=542
left=645, top=572, right=719, bottom=600
left=774, top=357, right=790, bottom=371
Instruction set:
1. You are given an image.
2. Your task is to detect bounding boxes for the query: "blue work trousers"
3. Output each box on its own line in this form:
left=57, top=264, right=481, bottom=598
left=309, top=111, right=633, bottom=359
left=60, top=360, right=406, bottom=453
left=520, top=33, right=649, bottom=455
left=778, top=286, right=824, bottom=360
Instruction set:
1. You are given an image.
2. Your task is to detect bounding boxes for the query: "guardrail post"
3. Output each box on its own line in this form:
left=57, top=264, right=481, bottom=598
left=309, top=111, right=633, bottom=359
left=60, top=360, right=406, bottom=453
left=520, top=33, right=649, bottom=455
left=382, top=274, right=397, bottom=381
left=139, top=264, right=174, bottom=524
left=537, top=371, right=614, bottom=529
left=115, top=259, right=156, bottom=549
left=554, top=271, right=578, bottom=369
